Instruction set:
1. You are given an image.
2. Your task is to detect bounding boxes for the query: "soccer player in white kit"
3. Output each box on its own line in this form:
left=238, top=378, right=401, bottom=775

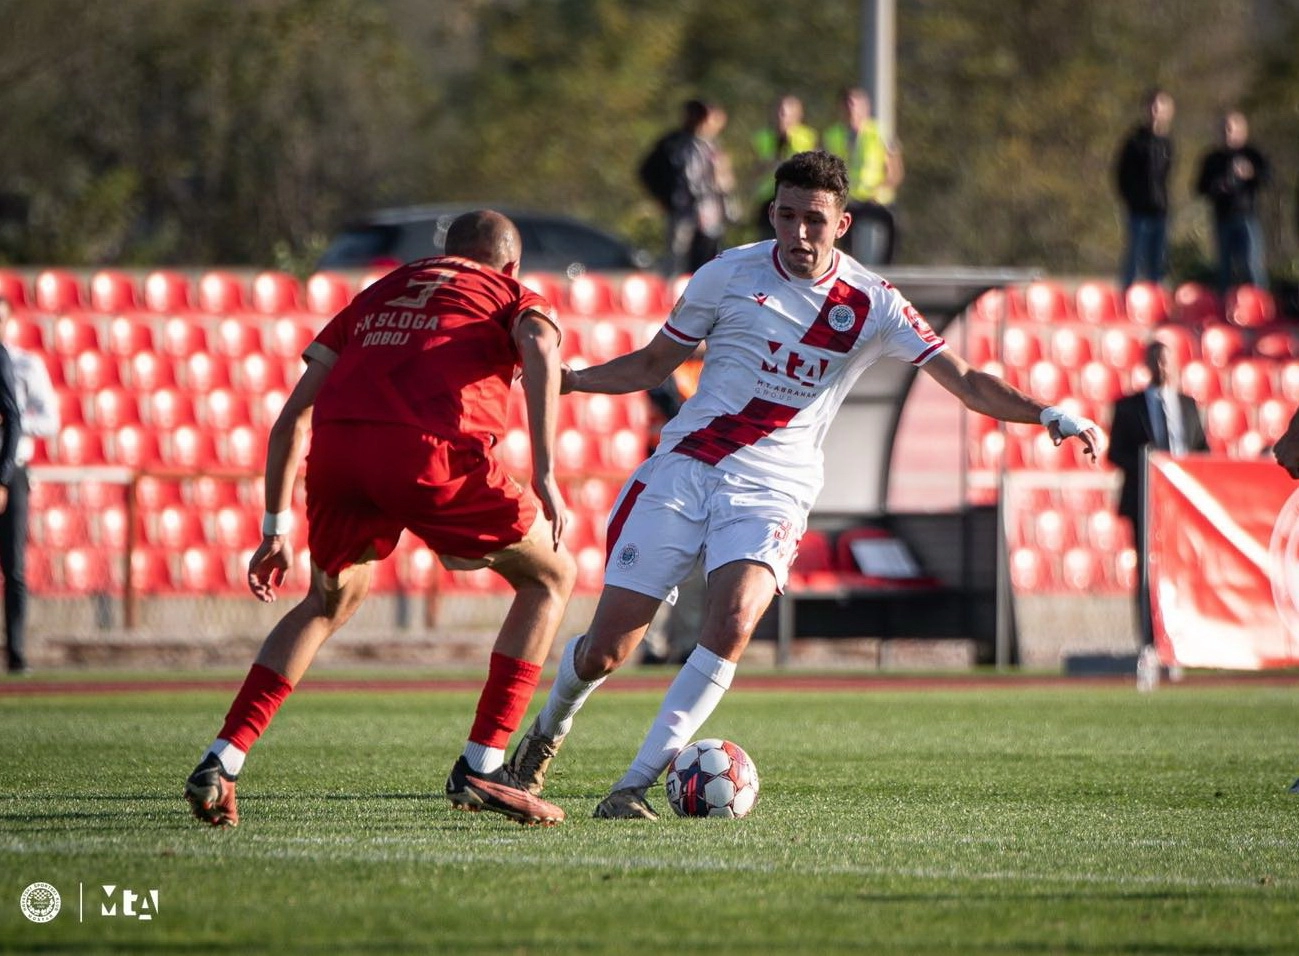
left=509, top=150, right=1107, bottom=819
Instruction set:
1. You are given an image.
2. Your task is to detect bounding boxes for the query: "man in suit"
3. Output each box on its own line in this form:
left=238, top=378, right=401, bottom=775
left=1107, top=339, right=1208, bottom=647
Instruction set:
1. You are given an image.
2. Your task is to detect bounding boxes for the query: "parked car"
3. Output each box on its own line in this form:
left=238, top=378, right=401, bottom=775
left=318, top=203, right=652, bottom=276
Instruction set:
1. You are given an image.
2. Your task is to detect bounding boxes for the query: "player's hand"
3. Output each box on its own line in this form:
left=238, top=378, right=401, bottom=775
left=1047, top=419, right=1108, bottom=464
left=559, top=364, right=578, bottom=395
left=532, top=473, right=568, bottom=550
left=247, top=535, right=292, bottom=603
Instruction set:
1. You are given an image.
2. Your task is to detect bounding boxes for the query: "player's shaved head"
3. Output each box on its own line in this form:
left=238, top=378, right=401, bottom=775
left=444, top=210, right=522, bottom=272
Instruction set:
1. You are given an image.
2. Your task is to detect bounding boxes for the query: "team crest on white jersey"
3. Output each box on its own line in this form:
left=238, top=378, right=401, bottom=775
left=827, top=304, right=855, bottom=332
left=616, top=544, right=639, bottom=569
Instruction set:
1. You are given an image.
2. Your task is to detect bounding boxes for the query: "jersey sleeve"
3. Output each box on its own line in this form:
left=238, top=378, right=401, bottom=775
left=875, top=285, right=947, bottom=366
left=660, top=256, right=730, bottom=347
left=304, top=310, right=348, bottom=369
left=509, top=286, right=561, bottom=341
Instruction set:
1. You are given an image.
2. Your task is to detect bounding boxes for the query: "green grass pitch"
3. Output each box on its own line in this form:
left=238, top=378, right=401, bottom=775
left=1, top=673, right=1297, bottom=954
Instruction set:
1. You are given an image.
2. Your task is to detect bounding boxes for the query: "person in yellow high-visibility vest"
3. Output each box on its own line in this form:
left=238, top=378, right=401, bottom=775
left=820, top=86, right=903, bottom=264
left=750, top=94, right=819, bottom=239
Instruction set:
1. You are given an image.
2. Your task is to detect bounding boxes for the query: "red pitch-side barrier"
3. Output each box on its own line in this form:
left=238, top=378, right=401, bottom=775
left=1148, top=453, right=1299, bottom=669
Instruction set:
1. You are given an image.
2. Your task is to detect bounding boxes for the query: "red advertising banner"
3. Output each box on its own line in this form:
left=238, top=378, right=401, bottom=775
left=1148, top=453, right=1299, bottom=669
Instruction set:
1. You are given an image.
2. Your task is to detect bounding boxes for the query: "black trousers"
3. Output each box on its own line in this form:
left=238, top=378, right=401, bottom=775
left=0, top=466, right=29, bottom=670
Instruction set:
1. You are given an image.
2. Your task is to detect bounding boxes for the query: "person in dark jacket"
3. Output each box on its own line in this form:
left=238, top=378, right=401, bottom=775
left=1196, top=109, right=1270, bottom=294
left=1115, top=88, right=1175, bottom=291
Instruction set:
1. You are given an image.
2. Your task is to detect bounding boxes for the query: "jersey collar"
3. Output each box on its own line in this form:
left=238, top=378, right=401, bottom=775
left=770, top=243, right=841, bottom=287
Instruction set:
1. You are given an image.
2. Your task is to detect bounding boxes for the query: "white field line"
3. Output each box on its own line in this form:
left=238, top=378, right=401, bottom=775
left=2, top=837, right=1294, bottom=892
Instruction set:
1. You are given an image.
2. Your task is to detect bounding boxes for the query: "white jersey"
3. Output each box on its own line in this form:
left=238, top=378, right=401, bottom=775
left=656, top=240, right=947, bottom=508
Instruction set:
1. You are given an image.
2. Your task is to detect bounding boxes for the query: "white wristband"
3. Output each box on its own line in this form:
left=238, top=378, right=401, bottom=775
left=261, top=510, right=292, bottom=537
left=1039, top=406, right=1097, bottom=438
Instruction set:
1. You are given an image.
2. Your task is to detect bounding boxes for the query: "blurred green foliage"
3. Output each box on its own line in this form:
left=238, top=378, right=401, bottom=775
left=0, top=0, right=1295, bottom=279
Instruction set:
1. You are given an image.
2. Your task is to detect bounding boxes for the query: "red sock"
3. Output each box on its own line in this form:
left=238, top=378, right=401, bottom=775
left=217, top=663, right=295, bottom=753
left=468, top=653, right=543, bottom=749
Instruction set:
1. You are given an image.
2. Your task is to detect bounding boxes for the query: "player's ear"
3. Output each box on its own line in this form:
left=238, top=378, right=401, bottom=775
left=501, top=260, right=519, bottom=277
left=835, top=209, right=853, bottom=240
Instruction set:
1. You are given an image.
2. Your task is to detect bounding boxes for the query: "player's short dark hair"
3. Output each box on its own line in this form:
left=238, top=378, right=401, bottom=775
left=774, top=150, right=850, bottom=207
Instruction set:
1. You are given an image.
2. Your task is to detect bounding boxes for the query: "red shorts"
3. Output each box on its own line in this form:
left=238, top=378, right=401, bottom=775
left=305, top=422, right=537, bottom=576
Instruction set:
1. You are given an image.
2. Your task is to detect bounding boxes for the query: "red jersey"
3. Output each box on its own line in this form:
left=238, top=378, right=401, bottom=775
left=305, top=256, right=558, bottom=443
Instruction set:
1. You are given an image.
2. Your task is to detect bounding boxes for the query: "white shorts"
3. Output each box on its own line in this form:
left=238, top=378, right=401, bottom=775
left=603, top=453, right=806, bottom=603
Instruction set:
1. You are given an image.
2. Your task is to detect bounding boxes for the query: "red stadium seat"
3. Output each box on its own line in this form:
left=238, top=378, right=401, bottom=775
left=1098, top=327, right=1143, bottom=372
left=164, top=424, right=219, bottom=470
left=178, top=351, right=231, bottom=392
left=1253, top=329, right=1298, bottom=361
left=1124, top=282, right=1171, bottom=326
left=264, top=316, right=318, bottom=359
left=85, top=387, right=141, bottom=429
left=575, top=393, right=632, bottom=437
left=601, top=428, right=646, bottom=473
left=210, top=316, right=263, bottom=359
left=90, top=504, right=130, bottom=551
left=0, top=269, right=29, bottom=309
left=250, top=388, right=288, bottom=429
left=123, top=350, right=176, bottom=391
left=519, top=272, right=567, bottom=311
left=555, top=428, right=591, bottom=474
left=999, top=325, right=1043, bottom=370
left=231, top=352, right=287, bottom=394
left=969, top=428, right=1023, bottom=471
left=196, top=271, right=246, bottom=315
left=33, top=269, right=83, bottom=313
left=1009, top=546, right=1054, bottom=592
left=1028, top=430, right=1074, bottom=471
left=305, top=272, right=353, bottom=316
left=66, top=350, right=120, bottom=390
left=157, top=316, right=208, bottom=358
left=4, top=316, right=44, bottom=351
left=970, top=287, right=1026, bottom=325
left=567, top=275, right=617, bottom=317
left=108, top=424, right=163, bottom=469
left=1114, top=548, right=1138, bottom=591
left=585, top=320, right=635, bottom=363
left=148, top=505, right=205, bottom=551
left=1227, top=358, right=1275, bottom=404
left=250, top=271, right=301, bottom=315
left=142, top=271, right=192, bottom=313
left=1237, top=430, right=1268, bottom=459
left=1282, top=362, right=1299, bottom=404
left=1023, top=281, right=1072, bottom=323
left=1032, top=508, right=1076, bottom=553
left=1026, top=360, right=1069, bottom=405
left=185, top=475, right=241, bottom=511
left=198, top=388, right=251, bottom=430
left=1152, top=323, right=1197, bottom=367
left=396, top=545, right=440, bottom=592
left=103, top=315, right=154, bottom=358
left=135, top=475, right=184, bottom=512
left=1226, top=284, right=1276, bottom=329
left=49, top=315, right=100, bottom=357
left=1258, top=397, right=1293, bottom=443
left=177, top=547, right=230, bottom=592
left=61, top=547, right=113, bottom=594
left=48, top=425, right=104, bottom=467
left=1204, top=397, right=1249, bottom=452
left=1200, top=323, right=1246, bottom=369
left=788, top=530, right=839, bottom=590
left=140, top=388, right=196, bottom=430
left=1074, top=282, right=1122, bottom=325
left=88, top=270, right=138, bottom=314
left=1172, top=282, right=1221, bottom=326
left=1048, top=326, right=1092, bottom=370
left=495, top=428, right=532, bottom=475
left=1179, top=360, right=1222, bottom=405
left=961, top=323, right=995, bottom=367
left=1060, top=547, right=1103, bottom=592
left=219, top=425, right=263, bottom=470
left=1085, top=508, right=1129, bottom=552
left=619, top=273, right=670, bottom=317
left=35, top=505, right=84, bottom=549
left=1077, top=361, right=1123, bottom=404
left=208, top=505, right=259, bottom=550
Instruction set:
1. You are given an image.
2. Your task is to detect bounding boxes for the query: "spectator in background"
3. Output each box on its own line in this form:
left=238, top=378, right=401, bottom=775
left=1115, top=88, right=1176, bottom=291
left=0, top=297, right=54, bottom=676
left=750, top=94, right=819, bottom=240
left=1196, top=109, right=1271, bottom=295
left=638, top=99, right=737, bottom=276
left=821, top=86, right=903, bottom=265
left=1107, top=340, right=1208, bottom=650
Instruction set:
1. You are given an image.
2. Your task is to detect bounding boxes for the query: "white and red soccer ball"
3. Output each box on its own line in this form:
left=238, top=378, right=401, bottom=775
left=665, top=738, right=760, bottom=819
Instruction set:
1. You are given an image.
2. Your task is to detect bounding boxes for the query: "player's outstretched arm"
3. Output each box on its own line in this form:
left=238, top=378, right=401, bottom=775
left=562, top=332, right=697, bottom=396
left=921, top=349, right=1108, bottom=463
left=516, top=311, right=567, bottom=549
left=249, top=358, right=329, bottom=602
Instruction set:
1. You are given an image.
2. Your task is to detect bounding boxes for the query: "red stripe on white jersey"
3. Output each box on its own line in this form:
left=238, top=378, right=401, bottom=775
left=800, top=279, right=872, bottom=353
left=672, top=398, right=800, bottom=466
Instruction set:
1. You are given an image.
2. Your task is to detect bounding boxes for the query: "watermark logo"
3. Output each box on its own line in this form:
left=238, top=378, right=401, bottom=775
left=19, top=882, right=61, bottom=923
left=101, top=885, right=159, bottom=921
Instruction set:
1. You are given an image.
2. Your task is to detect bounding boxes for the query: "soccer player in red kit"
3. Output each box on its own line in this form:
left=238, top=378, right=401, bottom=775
left=184, top=210, right=575, bottom=827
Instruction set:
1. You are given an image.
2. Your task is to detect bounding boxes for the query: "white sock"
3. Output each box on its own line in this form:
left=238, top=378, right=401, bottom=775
left=462, top=741, right=505, bottom=774
left=206, top=739, right=246, bottom=777
left=535, top=635, right=606, bottom=739
left=614, top=645, right=736, bottom=791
